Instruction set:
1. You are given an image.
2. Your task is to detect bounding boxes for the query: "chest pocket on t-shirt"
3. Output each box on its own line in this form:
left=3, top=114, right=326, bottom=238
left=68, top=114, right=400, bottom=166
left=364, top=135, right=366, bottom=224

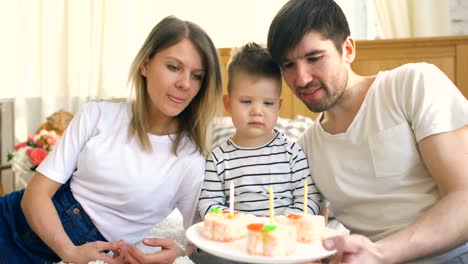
left=368, top=122, right=421, bottom=178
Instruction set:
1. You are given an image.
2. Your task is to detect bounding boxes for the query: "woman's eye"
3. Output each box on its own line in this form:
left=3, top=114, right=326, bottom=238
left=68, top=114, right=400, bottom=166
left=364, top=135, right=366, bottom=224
left=168, top=65, right=179, bottom=71
left=192, top=74, right=204, bottom=81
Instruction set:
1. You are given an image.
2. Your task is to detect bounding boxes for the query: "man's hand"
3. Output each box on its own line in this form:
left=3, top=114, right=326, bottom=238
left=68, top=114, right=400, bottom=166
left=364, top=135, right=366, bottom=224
left=322, top=235, right=386, bottom=264
left=125, top=238, right=184, bottom=264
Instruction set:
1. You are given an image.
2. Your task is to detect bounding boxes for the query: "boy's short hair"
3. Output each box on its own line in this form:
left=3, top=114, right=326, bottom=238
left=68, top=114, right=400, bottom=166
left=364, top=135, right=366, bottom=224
left=227, top=42, right=282, bottom=95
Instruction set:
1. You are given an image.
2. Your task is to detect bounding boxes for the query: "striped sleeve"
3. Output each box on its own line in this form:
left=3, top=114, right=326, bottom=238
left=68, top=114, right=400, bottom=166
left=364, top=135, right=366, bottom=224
left=285, top=140, right=321, bottom=215
left=197, top=149, right=228, bottom=218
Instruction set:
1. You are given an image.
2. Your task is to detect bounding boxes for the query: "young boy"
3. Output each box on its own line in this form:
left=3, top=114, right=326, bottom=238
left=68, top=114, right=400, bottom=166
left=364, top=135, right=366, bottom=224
left=198, top=42, right=321, bottom=220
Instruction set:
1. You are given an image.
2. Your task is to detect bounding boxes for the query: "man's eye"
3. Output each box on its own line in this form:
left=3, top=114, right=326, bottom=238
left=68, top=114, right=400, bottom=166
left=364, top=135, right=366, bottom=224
left=307, top=56, right=321, bottom=63
left=281, top=62, right=293, bottom=70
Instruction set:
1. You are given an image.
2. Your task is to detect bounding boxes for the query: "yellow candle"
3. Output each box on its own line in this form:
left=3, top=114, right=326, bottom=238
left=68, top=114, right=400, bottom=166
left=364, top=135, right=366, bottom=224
left=303, top=182, right=308, bottom=216
left=229, top=181, right=234, bottom=217
left=269, top=185, right=274, bottom=224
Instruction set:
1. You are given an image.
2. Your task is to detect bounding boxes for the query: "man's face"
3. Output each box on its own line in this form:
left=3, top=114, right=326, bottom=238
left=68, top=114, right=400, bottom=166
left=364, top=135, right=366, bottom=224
left=280, top=31, right=348, bottom=113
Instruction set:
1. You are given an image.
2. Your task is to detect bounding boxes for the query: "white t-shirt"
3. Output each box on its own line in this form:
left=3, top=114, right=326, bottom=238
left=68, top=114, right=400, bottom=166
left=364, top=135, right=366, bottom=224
left=298, top=63, right=468, bottom=241
left=37, top=101, right=205, bottom=244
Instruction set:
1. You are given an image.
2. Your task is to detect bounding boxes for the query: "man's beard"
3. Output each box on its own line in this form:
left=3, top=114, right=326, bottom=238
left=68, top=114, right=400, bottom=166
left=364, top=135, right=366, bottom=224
left=299, top=72, right=348, bottom=113
left=297, top=84, right=341, bottom=113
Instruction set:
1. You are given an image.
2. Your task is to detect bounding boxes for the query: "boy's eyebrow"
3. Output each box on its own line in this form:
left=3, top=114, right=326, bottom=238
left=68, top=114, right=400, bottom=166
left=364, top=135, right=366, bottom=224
left=238, top=95, right=280, bottom=101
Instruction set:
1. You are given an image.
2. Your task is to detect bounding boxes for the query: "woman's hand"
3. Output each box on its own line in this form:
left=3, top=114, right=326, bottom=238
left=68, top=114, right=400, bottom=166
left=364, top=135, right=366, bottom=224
left=126, top=238, right=185, bottom=264
left=60, top=240, right=127, bottom=264
left=322, top=235, right=386, bottom=264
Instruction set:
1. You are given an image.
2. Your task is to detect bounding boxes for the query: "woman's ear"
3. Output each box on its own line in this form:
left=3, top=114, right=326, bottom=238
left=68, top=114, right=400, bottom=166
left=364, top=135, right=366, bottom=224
left=140, top=60, right=149, bottom=77
left=223, top=95, right=232, bottom=113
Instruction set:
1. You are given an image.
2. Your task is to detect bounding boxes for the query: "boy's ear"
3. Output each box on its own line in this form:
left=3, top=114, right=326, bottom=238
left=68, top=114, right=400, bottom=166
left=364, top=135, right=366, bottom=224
left=223, top=95, right=232, bottom=113
left=140, top=60, right=149, bottom=77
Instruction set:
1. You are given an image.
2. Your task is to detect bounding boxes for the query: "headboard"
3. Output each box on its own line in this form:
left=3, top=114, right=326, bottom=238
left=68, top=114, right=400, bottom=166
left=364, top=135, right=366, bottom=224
left=218, top=35, right=468, bottom=119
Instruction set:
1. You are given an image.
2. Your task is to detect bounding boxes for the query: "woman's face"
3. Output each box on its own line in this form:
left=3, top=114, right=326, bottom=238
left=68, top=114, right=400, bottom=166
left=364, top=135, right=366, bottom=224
left=140, top=38, right=205, bottom=121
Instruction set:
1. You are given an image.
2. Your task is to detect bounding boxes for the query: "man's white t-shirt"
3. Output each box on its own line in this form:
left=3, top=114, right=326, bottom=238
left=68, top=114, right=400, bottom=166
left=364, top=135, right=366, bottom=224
left=37, top=101, right=205, bottom=244
left=298, top=63, right=468, bottom=241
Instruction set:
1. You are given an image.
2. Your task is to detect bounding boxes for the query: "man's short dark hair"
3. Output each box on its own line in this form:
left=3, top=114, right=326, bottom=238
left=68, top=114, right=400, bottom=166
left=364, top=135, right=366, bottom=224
left=267, top=0, right=350, bottom=64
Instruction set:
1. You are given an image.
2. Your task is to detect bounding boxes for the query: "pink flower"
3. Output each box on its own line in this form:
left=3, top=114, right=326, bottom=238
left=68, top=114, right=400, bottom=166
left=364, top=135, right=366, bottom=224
left=46, top=136, right=60, bottom=146
left=14, top=141, right=28, bottom=150
left=26, top=148, right=49, bottom=166
left=35, top=137, right=46, bottom=147
left=38, top=130, right=60, bottom=147
left=9, top=129, right=62, bottom=174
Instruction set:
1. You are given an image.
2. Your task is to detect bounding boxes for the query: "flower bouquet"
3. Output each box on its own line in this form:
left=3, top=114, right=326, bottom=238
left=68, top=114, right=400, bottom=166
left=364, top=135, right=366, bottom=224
left=7, top=130, right=61, bottom=175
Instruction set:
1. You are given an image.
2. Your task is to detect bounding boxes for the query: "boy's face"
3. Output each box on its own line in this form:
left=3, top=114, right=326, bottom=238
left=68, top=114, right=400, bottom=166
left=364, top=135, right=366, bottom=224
left=224, top=72, right=282, bottom=146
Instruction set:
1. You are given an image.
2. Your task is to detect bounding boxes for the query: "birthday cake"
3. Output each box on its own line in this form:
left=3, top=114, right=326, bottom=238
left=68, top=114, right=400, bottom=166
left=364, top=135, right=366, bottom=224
left=201, top=184, right=325, bottom=256
left=202, top=211, right=326, bottom=256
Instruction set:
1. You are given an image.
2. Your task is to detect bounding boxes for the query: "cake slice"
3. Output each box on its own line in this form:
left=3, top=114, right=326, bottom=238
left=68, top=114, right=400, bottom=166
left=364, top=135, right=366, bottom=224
left=246, top=223, right=297, bottom=257
left=203, top=208, right=256, bottom=242
left=280, top=213, right=326, bottom=243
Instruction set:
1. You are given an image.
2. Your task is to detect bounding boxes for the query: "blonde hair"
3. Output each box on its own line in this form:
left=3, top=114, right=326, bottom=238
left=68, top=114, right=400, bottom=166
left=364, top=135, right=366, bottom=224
left=127, top=16, right=223, bottom=155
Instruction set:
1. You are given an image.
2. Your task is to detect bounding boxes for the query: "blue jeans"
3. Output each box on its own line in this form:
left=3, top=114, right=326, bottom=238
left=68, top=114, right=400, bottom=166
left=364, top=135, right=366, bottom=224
left=0, top=181, right=107, bottom=263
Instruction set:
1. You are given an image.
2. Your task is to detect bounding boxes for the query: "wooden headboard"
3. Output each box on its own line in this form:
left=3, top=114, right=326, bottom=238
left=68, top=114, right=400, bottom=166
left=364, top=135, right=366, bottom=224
left=218, top=35, right=468, bottom=119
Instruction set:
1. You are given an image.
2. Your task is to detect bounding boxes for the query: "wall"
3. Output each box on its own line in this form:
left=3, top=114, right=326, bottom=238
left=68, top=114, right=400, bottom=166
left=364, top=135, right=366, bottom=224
left=450, top=0, right=468, bottom=35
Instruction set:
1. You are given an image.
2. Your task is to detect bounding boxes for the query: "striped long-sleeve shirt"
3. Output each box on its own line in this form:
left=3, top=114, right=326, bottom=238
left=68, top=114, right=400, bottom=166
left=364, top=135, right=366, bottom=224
left=198, top=131, right=321, bottom=218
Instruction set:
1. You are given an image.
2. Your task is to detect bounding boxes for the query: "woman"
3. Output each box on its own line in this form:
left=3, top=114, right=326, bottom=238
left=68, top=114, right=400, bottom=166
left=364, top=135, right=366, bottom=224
left=0, top=16, right=222, bottom=264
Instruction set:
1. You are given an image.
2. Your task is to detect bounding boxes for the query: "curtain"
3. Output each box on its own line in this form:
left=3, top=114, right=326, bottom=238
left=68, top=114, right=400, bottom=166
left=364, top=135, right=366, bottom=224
left=1, top=0, right=113, bottom=140
left=372, top=0, right=450, bottom=39
left=0, top=0, right=290, bottom=141
left=335, top=0, right=375, bottom=39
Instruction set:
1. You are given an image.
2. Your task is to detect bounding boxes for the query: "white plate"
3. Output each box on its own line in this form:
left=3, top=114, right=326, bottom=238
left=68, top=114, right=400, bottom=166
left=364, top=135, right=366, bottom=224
left=186, top=222, right=338, bottom=264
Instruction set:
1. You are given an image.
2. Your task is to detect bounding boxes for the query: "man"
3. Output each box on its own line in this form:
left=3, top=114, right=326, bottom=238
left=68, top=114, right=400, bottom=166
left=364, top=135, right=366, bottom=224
left=267, top=0, right=468, bottom=263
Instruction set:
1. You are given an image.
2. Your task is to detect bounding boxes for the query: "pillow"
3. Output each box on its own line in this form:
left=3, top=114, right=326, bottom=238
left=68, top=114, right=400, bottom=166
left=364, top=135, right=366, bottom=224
left=209, top=115, right=314, bottom=150
left=209, top=117, right=236, bottom=150
left=276, top=115, right=314, bottom=141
